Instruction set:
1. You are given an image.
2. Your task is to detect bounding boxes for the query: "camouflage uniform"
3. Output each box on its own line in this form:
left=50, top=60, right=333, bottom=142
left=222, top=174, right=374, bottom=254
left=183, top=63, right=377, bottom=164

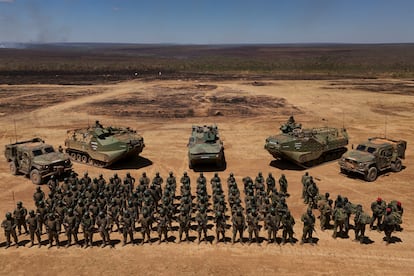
left=1, top=213, right=18, bottom=248
left=278, top=174, right=288, bottom=196
left=63, top=209, right=79, bottom=247
left=264, top=208, right=279, bottom=244
left=26, top=210, right=41, bottom=247
left=247, top=209, right=260, bottom=244
left=139, top=209, right=152, bottom=244
left=13, top=201, right=28, bottom=235
left=157, top=209, right=170, bottom=244
left=81, top=213, right=94, bottom=248
left=45, top=214, right=60, bottom=248
left=281, top=210, right=295, bottom=244
left=96, top=212, right=111, bottom=247
left=370, top=198, right=386, bottom=230
left=178, top=208, right=191, bottom=243
left=214, top=211, right=227, bottom=243
left=120, top=211, right=135, bottom=246
left=301, top=208, right=315, bottom=244
left=382, top=208, right=396, bottom=244
left=195, top=207, right=208, bottom=244
left=353, top=205, right=371, bottom=243
left=232, top=209, right=245, bottom=244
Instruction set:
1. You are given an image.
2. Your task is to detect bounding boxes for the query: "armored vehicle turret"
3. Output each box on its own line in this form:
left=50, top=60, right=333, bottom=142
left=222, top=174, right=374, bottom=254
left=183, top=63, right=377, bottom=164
left=5, top=138, right=72, bottom=184
left=65, top=121, right=144, bottom=167
left=265, top=117, right=349, bottom=167
left=188, top=125, right=225, bottom=169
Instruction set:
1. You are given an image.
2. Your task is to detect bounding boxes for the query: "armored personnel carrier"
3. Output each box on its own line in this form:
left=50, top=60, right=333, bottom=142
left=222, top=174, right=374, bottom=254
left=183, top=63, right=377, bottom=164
left=65, top=121, right=144, bottom=167
left=5, top=138, right=72, bottom=184
left=187, top=125, right=225, bottom=169
left=264, top=117, right=349, bottom=167
left=339, top=137, right=406, bottom=181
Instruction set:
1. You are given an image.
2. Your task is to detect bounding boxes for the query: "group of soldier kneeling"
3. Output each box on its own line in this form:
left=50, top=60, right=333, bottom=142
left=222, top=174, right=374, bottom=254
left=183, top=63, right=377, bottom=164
left=301, top=172, right=404, bottom=244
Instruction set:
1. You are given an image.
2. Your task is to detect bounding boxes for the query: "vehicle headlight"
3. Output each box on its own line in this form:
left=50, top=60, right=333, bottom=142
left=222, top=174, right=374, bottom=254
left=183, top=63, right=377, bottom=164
left=358, top=162, right=366, bottom=169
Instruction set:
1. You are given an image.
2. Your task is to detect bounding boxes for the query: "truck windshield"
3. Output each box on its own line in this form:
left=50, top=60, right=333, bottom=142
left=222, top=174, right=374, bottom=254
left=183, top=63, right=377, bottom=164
left=356, top=144, right=376, bottom=153
left=32, top=149, right=43, bottom=156
left=44, top=147, right=55, bottom=153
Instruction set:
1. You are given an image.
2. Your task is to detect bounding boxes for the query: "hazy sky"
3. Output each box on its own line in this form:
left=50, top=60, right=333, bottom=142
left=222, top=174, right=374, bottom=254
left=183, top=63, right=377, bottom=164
left=0, top=0, right=413, bottom=44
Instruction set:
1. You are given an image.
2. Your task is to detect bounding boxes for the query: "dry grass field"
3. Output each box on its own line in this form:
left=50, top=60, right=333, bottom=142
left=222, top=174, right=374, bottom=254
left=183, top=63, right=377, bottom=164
left=0, top=76, right=413, bottom=275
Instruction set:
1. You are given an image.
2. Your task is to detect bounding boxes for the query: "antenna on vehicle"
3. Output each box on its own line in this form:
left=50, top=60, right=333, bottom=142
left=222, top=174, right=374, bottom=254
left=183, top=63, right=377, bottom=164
left=13, top=119, right=17, bottom=143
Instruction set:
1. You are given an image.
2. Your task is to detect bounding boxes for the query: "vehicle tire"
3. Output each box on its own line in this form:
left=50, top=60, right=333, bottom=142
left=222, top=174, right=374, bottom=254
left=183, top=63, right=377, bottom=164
left=9, top=162, right=18, bottom=175
left=30, top=169, right=42, bottom=185
left=81, top=155, right=88, bottom=163
left=76, top=154, right=82, bottom=162
left=340, top=168, right=348, bottom=175
left=391, top=159, right=402, bottom=172
left=189, top=161, right=194, bottom=169
left=70, top=152, right=77, bottom=160
left=365, top=167, right=378, bottom=182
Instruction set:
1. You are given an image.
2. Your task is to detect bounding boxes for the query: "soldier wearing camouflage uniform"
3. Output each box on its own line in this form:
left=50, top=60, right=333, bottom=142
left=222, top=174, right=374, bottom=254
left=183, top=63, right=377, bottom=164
left=13, top=201, right=28, bottom=235
left=195, top=206, right=208, bottom=244
left=139, top=208, right=152, bottom=245
left=178, top=207, right=191, bottom=243
left=301, top=208, right=315, bottom=244
left=81, top=212, right=94, bottom=248
left=45, top=213, right=60, bottom=248
left=26, top=210, right=41, bottom=248
left=353, top=204, right=371, bottom=244
left=214, top=211, right=226, bottom=244
left=232, top=209, right=245, bottom=244
left=1, top=212, right=18, bottom=248
left=63, top=208, right=79, bottom=247
left=370, top=197, right=386, bottom=231
left=264, top=207, right=279, bottom=244
left=281, top=210, right=295, bottom=244
left=247, top=208, right=260, bottom=245
left=96, top=211, right=111, bottom=248
left=120, top=211, right=135, bottom=246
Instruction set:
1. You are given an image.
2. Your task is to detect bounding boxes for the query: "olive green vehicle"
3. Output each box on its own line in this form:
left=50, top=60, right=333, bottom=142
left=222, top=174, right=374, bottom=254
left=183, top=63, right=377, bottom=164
left=187, top=125, right=225, bottom=169
left=339, top=137, right=407, bottom=182
left=65, top=121, right=144, bottom=167
left=264, top=116, right=349, bottom=167
left=5, top=138, right=72, bottom=184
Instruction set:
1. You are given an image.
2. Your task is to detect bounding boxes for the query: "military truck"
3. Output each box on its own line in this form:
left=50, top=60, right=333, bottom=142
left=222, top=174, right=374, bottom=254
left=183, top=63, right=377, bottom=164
left=187, top=125, right=225, bottom=169
left=265, top=117, right=349, bottom=167
left=65, top=121, right=145, bottom=167
left=339, top=137, right=407, bottom=181
left=5, top=138, right=72, bottom=184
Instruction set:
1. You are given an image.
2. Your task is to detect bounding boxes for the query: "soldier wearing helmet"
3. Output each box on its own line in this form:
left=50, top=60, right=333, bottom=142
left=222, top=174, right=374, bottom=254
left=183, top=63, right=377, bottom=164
left=1, top=212, right=18, bottom=248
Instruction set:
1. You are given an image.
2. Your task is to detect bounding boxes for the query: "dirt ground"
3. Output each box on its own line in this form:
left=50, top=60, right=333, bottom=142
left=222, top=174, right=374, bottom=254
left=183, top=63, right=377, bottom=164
left=0, top=79, right=413, bottom=275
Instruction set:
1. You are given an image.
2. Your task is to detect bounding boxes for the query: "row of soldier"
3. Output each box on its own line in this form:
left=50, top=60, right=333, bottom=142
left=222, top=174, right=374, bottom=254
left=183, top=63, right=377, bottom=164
left=1, top=171, right=404, bottom=248
left=301, top=172, right=404, bottom=244
left=1, top=171, right=299, bottom=248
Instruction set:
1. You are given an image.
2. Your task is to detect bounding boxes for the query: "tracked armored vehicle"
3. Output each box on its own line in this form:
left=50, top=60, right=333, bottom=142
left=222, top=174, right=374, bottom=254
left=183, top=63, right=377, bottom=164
left=5, top=138, right=72, bottom=184
left=264, top=117, right=349, bottom=167
left=65, top=121, right=144, bottom=167
left=339, top=137, right=406, bottom=181
left=188, top=125, right=225, bottom=169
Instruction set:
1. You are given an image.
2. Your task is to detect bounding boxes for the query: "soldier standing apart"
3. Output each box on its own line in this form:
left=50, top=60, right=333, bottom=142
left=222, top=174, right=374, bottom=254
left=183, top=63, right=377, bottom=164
left=45, top=213, right=60, bottom=249
left=96, top=211, right=111, bottom=248
left=13, top=201, right=28, bottom=235
left=301, top=207, right=316, bottom=245
left=1, top=212, right=19, bottom=248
